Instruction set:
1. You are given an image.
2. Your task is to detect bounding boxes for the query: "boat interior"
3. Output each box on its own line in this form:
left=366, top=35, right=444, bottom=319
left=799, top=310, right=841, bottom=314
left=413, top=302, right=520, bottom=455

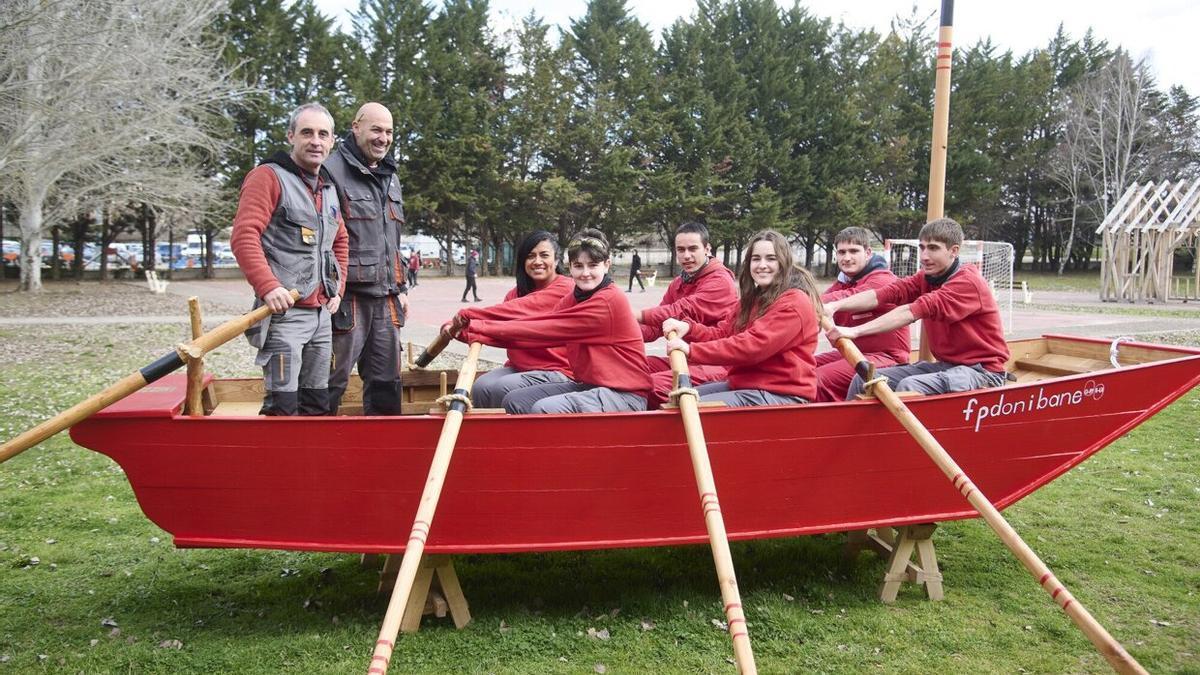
left=198, top=336, right=1194, bottom=417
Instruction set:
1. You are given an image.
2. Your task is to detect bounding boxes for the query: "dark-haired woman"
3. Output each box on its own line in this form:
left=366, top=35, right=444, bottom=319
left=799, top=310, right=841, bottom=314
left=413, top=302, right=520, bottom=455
left=663, top=230, right=820, bottom=407
left=458, top=229, right=651, bottom=414
left=449, top=231, right=575, bottom=408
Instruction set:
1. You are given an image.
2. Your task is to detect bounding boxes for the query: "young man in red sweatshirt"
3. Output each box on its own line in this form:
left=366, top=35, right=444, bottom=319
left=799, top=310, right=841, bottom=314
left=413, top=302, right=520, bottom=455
left=824, top=218, right=1009, bottom=398
left=814, top=227, right=910, bottom=401
left=637, top=221, right=738, bottom=406
left=231, top=103, right=349, bottom=416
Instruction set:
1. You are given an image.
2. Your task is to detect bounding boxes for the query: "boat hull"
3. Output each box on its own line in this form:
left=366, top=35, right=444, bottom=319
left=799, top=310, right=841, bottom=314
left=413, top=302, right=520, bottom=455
left=69, top=336, right=1200, bottom=555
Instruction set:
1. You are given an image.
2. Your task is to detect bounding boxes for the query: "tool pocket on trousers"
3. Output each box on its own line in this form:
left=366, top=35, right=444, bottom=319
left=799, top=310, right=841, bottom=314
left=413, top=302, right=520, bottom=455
left=244, top=299, right=270, bottom=350
left=332, top=296, right=355, bottom=333
left=256, top=350, right=292, bottom=390
left=388, top=295, right=406, bottom=328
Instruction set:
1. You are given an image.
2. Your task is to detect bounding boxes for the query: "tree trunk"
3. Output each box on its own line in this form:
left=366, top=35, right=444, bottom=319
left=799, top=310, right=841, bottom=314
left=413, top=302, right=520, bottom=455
left=51, top=226, right=61, bottom=280
left=18, top=185, right=48, bottom=292
left=71, top=216, right=87, bottom=280
left=141, top=203, right=157, bottom=272
left=167, top=224, right=176, bottom=280
left=1057, top=207, right=1077, bottom=276
left=99, top=207, right=111, bottom=282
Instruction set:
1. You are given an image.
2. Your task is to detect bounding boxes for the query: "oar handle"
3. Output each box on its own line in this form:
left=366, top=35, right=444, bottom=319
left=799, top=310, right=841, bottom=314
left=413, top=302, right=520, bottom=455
left=665, top=330, right=758, bottom=674
left=370, top=342, right=482, bottom=675
left=414, top=326, right=459, bottom=369
left=665, top=329, right=692, bottom=384
left=0, top=290, right=299, bottom=465
left=821, top=316, right=1147, bottom=675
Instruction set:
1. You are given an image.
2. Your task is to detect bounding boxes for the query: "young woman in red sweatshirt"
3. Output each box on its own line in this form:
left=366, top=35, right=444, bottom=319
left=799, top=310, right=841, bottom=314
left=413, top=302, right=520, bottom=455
left=446, top=230, right=575, bottom=407
left=663, top=229, right=821, bottom=407
left=457, top=229, right=652, bottom=414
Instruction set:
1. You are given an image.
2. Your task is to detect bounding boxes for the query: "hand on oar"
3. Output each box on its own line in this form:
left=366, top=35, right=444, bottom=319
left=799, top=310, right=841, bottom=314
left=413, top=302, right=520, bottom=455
left=0, top=290, right=300, bottom=465
left=822, top=317, right=1146, bottom=675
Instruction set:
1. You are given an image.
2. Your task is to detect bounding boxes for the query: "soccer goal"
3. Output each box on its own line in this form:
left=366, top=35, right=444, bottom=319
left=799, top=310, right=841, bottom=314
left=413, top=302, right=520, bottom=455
left=882, top=239, right=1015, bottom=332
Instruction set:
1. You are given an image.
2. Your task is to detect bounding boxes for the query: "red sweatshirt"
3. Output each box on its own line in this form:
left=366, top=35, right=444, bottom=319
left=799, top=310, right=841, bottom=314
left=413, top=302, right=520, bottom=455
left=640, top=259, right=738, bottom=341
left=875, top=265, right=1009, bottom=372
left=231, top=164, right=349, bottom=308
left=462, top=283, right=651, bottom=396
left=458, top=275, right=574, bottom=375
left=821, top=267, right=910, bottom=362
left=687, top=289, right=818, bottom=400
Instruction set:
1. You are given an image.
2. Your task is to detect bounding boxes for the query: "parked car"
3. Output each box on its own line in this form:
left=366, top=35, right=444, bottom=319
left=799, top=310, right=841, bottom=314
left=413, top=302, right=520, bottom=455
left=2, top=239, right=18, bottom=267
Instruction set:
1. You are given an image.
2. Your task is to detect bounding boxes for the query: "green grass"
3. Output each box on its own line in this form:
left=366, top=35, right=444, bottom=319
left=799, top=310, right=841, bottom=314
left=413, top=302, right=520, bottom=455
left=2, top=324, right=1199, bottom=673
left=1016, top=270, right=1104, bottom=293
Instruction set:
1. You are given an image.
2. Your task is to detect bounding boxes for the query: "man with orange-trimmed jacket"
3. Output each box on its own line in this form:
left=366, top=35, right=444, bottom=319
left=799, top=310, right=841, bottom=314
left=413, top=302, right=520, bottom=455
left=324, top=102, right=410, bottom=416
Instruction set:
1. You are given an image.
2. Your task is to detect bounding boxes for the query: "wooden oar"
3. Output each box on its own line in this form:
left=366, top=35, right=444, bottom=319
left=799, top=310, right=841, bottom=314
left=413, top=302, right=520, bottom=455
left=666, top=331, right=757, bottom=674
left=823, top=317, right=1146, bottom=675
left=413, top=326, right=458, bottom=368
left=918, top=0, right=956, bottom=363
left=0, top=290, right=300, bottom=465
left=369, top=341, right=483, bottom=675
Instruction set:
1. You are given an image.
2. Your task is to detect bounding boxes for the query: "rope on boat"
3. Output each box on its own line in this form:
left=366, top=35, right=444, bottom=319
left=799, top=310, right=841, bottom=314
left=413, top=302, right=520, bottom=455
left=668, top=386, right=700, bottom=405
left=435, top=392, right=473, bottom=412
left=861, top=375, right=888, bottom=397
left=1109, top=336, right=1134, bottom=368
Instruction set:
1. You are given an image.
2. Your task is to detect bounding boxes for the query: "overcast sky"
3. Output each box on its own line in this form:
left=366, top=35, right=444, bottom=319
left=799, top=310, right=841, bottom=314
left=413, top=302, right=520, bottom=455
left=314, top=0, right=1198, bottom=95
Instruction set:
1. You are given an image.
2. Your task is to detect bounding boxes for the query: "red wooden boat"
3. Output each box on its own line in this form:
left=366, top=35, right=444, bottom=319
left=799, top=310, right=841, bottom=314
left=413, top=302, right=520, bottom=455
left=68, top=335, right=1200, bottom=555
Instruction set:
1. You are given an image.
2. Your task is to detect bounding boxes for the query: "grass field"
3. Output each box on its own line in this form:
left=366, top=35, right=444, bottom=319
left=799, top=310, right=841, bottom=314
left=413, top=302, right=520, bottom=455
left=1, top=291, right=1198, bottom=673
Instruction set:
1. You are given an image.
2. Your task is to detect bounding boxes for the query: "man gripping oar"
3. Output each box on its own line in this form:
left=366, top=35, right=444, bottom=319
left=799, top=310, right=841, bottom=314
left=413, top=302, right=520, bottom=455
left=0, top=291, right=299, bottom=465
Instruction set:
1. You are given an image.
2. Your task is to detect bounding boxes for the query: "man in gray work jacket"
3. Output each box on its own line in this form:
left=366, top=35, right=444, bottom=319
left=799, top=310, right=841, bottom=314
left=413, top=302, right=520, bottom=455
left=231, top=103, right=348, bottom=416
left=323, top=102, right=409, bottom=415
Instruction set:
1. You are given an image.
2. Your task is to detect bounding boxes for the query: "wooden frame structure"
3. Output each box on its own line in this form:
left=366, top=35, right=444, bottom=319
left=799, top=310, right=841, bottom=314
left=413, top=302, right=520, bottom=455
left=1098, top=178, right=1200, bottom=303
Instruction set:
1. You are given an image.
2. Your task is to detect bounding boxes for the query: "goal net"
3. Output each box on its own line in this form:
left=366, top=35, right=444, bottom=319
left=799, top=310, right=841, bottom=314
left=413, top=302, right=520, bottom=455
left=882, top=239, right=1014, bottom=332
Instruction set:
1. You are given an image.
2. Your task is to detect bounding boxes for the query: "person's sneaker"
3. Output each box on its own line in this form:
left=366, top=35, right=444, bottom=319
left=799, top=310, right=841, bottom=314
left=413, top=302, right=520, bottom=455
left=474, top=298, right=482, bottom=302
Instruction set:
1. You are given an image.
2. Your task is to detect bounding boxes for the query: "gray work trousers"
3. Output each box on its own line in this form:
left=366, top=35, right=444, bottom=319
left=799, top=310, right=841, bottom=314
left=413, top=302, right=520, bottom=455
left=471, top=366, right=571, bottom=409
left=695, top=381, right=807, bottom=407
left=329, top=294, right=404, bottom=415
left=845, top=361, right=1007, bottom=399
left=255, top=306, right=331, bottom=416
left=501, top=380, right=647, bottom=414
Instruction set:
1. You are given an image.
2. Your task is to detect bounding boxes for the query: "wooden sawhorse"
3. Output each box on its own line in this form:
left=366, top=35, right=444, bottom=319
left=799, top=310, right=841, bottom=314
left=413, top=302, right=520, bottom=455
left=844, top=523, right=944, bottom=603
left=362, top=554, right=471, bottom=632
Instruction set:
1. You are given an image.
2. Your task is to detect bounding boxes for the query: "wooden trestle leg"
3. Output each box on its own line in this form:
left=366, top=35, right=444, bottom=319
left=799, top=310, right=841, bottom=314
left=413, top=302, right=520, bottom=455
left=844, top=524, right=944, bottom=603
left=374, top=554, right=471, bottom=632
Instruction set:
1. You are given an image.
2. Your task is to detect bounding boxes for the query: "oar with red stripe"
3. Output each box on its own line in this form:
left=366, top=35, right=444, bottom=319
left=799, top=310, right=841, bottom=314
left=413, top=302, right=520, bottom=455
left=666, top=330, right=757, bottom=674
left=368, top=342, right=483, bottom=674
left=823, top=317, right=1146, bottom=675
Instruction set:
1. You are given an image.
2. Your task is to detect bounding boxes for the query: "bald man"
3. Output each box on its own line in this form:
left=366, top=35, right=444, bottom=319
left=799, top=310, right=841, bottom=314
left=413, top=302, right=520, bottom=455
left=324, top=102, right=409, bottom=415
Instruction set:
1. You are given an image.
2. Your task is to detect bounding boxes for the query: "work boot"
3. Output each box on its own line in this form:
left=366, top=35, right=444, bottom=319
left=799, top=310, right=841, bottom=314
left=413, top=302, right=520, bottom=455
left=364, top=380, right=403, bottom=416
left=261, top=390, right=300, bottom=416
left=299, top=387, right=331, bottom=416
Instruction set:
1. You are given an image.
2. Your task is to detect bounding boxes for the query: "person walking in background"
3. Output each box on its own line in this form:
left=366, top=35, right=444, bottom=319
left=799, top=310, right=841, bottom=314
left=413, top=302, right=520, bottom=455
left=408, top=249, right=421, bottom=287
left=462, top=249, right=481, bottom=302
left=628, top=249, right=645, bottom=292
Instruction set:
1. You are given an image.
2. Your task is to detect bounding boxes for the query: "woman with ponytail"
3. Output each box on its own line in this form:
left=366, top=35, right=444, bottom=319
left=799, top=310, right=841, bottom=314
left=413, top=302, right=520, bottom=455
left=446, top=230, right=575, bottom=408
left=663, top=229, right=821, bottom=407
left=457, top=228, right=651, bottom=414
